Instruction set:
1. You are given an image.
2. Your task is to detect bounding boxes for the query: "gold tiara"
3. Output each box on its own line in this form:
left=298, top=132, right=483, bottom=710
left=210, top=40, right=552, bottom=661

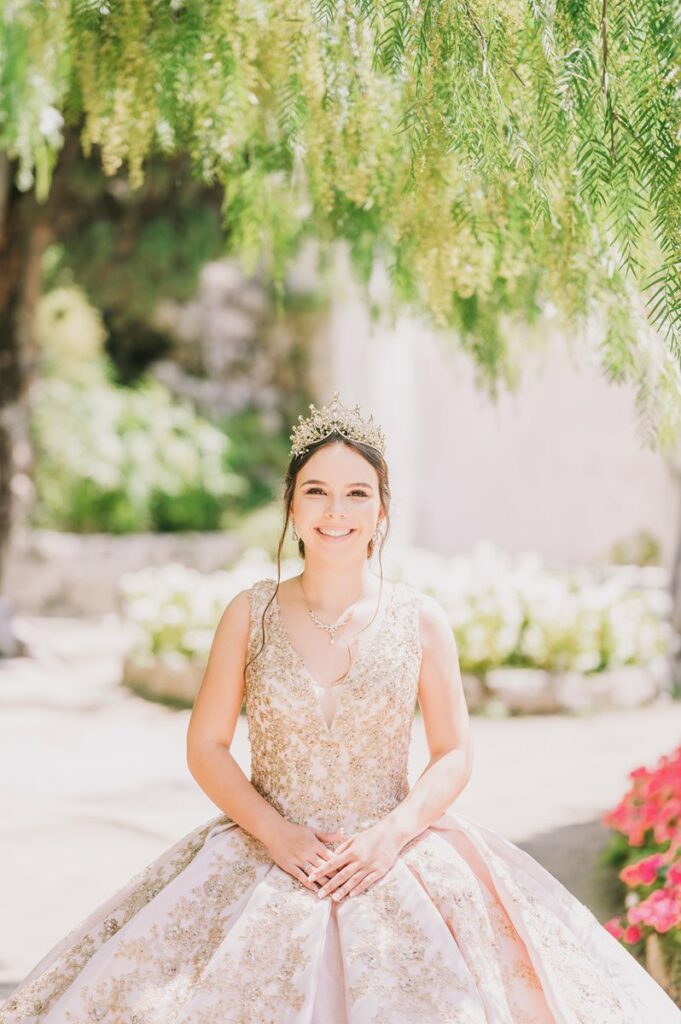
left=289, top=392, right=386, bottom=458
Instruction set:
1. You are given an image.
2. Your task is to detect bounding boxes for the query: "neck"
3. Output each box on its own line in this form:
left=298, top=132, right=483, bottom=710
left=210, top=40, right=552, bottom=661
left=298, top=562, right=378, bottom=615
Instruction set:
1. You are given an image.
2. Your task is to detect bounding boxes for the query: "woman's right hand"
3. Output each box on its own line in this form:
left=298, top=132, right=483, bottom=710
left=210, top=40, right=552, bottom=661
left=264, top=820, right=345, bottom=893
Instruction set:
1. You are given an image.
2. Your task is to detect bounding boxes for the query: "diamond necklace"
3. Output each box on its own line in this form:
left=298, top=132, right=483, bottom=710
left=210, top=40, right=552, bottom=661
left=299, top=578, right=365, bottom=645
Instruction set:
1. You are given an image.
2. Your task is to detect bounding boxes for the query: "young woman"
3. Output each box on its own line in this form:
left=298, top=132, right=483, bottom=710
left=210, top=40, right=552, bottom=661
left=2, top=393, right=679, bottom=1023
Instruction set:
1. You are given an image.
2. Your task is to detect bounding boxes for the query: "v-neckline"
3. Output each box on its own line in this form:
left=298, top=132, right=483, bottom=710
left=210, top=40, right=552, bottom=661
left=272, top=580, right=399, bottom=737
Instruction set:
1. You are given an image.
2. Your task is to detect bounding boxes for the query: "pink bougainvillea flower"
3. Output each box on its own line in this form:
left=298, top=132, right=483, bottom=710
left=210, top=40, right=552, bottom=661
left=666, top=861, right=681, bottom=887
left=604, top=917, right=624, bottom=939
left=619, top=853, right=666, bottom=887
left=628, top=889, right=681, bottom=934
left=604, top=745, right=681, bottom=946
left=629, top=766, right=653, bottom=781
left=622, top=924, right=643, bottom=944
left=602, top=745, right=681, bottom=849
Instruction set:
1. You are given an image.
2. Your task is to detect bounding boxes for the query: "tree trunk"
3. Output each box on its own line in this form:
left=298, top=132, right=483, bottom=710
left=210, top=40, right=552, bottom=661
left=0, top=127, right=205, bottom=653
left=0, top=154, right=53, bottom=653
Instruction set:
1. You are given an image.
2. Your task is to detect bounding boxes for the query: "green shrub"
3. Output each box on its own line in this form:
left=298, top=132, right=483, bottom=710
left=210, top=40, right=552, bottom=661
left=31, top=369, right=246, bottom=533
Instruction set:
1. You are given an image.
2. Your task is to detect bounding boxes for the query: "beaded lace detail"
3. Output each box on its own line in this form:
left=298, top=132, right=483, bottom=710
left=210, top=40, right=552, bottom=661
left=2, top=578, right=678, bottom=1023
left=245, top=578, right=422, bottom=834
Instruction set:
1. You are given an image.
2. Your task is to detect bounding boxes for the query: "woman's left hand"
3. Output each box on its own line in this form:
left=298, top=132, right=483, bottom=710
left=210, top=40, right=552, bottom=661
left=306, top=822, right=402, bottom=901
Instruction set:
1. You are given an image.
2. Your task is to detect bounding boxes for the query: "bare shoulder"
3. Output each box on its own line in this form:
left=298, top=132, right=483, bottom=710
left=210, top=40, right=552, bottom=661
left=211, top=581, right=265, bottom=649
left=416, top=591, right=458, bottom=654
left=220, top=585, right=252, bottom=629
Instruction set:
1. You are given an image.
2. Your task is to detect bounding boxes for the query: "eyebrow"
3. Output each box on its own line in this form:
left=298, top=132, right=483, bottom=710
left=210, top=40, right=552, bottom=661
left=300, top=479, right=374, bottom=488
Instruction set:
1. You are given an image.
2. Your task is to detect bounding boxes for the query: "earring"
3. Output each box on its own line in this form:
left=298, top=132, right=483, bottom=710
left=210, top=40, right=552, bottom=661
left=291, top=521, right=299, bottom=542
left=371, top=525, right=381, bottom=546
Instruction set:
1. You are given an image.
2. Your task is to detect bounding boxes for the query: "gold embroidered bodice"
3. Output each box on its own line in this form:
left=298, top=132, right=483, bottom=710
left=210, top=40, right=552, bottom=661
left=245, top=578, right=422, bottom=834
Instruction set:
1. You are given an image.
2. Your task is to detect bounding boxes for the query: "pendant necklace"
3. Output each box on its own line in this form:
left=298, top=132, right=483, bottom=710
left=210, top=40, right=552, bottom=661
left=297, top=577, right=382, bottom=688
left=300, top=579, right=365, bottom=645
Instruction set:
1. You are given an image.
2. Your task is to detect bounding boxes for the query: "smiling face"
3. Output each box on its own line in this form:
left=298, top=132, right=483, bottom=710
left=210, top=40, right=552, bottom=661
left=291, top=442, right=384, bottom=559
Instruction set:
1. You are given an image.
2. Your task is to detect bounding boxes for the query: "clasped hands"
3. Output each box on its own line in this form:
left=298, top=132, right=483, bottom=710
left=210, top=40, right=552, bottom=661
left=267, top=818, right=402, bottom=903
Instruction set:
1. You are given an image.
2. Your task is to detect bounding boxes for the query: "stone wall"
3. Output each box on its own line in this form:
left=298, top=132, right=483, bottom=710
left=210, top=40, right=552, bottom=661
left=4, top=527, right=241, bottom=616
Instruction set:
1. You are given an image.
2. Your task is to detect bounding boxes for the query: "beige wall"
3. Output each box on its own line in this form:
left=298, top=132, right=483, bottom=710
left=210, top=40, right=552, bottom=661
left=320, top=262, right=678, bottom=570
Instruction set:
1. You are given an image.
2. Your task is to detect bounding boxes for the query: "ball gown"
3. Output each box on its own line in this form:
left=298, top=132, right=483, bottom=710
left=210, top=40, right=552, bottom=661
left=1, top=578, right=679, bottom=1023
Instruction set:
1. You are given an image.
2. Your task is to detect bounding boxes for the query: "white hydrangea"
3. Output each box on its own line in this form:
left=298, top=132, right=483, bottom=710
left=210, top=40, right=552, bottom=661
left=119, top=543, right=672, bottom=676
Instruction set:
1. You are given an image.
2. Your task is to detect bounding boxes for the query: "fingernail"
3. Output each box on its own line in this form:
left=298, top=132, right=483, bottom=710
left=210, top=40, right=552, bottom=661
left=317, top=890, right=325, bottom=899
left=332, top=893, right=341, bottom=901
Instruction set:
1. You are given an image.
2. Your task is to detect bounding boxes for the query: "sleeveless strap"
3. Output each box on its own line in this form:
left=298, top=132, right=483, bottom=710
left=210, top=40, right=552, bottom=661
left=246, top=577, right=422, bottom=680
left=245, top=578, right=276, bottom=672
left=395, top=581, right=422, bottom=679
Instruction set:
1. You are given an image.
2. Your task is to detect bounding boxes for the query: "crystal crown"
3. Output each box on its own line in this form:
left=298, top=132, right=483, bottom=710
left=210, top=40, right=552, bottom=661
left=289, top=392, right=386, bottom=458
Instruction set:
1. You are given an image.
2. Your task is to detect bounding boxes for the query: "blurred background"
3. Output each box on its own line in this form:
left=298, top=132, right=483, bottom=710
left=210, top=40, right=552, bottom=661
left=1, top=1, right=681, bottom=1005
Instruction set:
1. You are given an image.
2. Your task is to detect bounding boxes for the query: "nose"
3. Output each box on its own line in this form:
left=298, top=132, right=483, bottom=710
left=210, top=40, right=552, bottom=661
left=324, top=495, right=346, bottom=517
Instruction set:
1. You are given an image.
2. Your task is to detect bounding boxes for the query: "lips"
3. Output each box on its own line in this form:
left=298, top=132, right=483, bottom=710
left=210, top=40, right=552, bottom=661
left=315, top=527, right=356, bottom=540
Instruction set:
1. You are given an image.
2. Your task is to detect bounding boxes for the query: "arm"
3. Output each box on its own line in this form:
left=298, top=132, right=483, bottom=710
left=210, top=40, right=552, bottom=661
left=186, top=590, right=339, bottom=891
left=185, top=590, right=284, bottom=846
left=381, top=592, right=473, bottom=849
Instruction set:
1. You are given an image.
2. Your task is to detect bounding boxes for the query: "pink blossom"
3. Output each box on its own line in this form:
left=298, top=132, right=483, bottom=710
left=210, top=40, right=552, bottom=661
left=604, top=745, right=681, bottom=943
left=602, top=745, right=681, bottom=849
left=666, top=861, right=681, bottom=887
left=604, top=917, right=624, bottom=939
left=619, top=853, right=665, bottom=887
left=628, top=889, right=681, bottom=934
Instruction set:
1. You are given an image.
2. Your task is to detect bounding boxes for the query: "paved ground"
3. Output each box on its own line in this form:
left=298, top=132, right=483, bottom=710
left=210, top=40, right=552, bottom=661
left=2, top=615, right=681, bottom=997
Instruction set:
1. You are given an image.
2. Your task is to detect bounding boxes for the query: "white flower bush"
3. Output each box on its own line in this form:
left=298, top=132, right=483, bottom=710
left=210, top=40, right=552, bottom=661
left=31, top=371, right=245, bottom=532
left=386, top=543, right=526, bottom=671
left=388, top=544, right=671, bottom=674
left=119, top=542, right=673, bottom=676
left=120, top=549, right=297, bottom=668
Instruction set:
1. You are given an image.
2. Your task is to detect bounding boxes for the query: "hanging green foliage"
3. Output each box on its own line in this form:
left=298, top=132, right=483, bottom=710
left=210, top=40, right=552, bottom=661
left=1, top=0, right=679, bottom=441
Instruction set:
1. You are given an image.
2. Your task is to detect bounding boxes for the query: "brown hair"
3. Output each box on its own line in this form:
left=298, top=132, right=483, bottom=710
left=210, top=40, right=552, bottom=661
left=243, top=430, right=392, bottom=676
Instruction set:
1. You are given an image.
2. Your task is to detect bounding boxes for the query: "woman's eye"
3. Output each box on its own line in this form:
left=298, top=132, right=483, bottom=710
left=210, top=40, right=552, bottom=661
left=305, top=488, right=368, bottom=497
